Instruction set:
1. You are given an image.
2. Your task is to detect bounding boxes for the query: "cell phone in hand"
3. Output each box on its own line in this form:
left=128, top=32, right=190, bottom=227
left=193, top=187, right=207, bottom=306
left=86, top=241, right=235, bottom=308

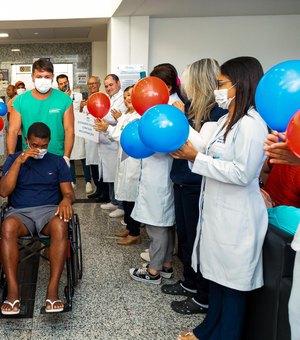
left=82, top=92, right=89, bottom=100
left=63, top=84, right=70, bottom=92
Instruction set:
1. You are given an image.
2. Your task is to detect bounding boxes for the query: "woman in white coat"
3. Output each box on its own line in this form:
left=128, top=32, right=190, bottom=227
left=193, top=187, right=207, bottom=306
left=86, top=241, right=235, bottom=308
left=129, top=63, right=186, bottom=285
left=94, top=85, right=142, bottom=245
left=173, top=57, right=268, bottom=340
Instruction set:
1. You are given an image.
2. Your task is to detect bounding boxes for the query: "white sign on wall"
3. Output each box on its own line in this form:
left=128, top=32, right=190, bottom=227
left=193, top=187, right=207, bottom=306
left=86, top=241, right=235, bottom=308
left=116, top=64, right=145, bottom=90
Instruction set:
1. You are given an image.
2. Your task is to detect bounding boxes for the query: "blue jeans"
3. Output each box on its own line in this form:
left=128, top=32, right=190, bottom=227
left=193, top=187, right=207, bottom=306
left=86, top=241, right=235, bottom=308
left=194, top=281, right=247, bottom=340
left=70, top=159, right=91, bottom=184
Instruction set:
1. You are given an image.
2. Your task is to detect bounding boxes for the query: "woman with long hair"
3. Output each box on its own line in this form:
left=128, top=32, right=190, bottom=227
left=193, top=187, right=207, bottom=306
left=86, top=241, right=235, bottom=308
left=161, top=59, right=227, bottom=315
left=173, top=56, right=268, bottom=340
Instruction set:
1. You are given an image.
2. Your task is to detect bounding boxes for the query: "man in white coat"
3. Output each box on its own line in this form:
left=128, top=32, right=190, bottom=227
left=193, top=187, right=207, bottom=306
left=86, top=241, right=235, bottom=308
left=99, top=74, right=127, bottom=218
left=56, top=74, right=93, bottom=194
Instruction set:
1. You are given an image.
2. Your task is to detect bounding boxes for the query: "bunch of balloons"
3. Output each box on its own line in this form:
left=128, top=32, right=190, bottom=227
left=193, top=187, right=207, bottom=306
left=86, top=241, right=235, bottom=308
left=87, top=92, right=110, bottom=119
left=121, top=76, right=189, bottom=159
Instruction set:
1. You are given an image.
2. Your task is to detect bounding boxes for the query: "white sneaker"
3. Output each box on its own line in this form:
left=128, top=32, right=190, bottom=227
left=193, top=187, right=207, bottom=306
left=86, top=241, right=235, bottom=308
left=100, top=202, right=118, bottom=210
left=109, top=209, right=125, bottom=218
left=71, top=182, right=76, bottom=190
left=140, top=251, right=150, bottom=262
left=85, top=182, right=93, bottom=194
left=120, top=219, right=127, bottom=226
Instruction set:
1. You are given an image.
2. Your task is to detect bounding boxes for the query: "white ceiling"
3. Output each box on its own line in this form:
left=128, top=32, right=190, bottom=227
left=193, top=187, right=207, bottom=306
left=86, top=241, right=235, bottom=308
left=0, top=0, right=299, bottom=44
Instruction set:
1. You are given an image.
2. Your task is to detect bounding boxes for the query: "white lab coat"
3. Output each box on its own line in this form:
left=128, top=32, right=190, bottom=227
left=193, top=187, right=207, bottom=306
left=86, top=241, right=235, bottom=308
left=131, top=93, right=182, bottom=227
left=70, top=92, right=86, bottom=160
left=106, top=111, right=141, bottom=202
left=191, top=108, right=268, bottom=291
left=97, top=90, right=127, bottom=182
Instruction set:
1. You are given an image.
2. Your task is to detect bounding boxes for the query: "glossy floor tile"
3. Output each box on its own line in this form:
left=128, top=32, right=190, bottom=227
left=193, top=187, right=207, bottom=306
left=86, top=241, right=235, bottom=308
left=0, top=169, right=204, bottom=339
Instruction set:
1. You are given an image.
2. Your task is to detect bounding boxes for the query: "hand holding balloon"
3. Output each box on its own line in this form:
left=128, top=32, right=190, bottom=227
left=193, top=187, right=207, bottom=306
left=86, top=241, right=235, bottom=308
left=94, top=118, right=109, bottom=132
left=170, top=140, right=198, bottom=161
left=264, top=131, right=300, bottom=165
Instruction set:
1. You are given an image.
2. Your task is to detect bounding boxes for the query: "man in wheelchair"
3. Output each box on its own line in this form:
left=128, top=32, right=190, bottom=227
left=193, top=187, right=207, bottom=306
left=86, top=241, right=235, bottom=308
left=0, top=122, right=75, bottom=315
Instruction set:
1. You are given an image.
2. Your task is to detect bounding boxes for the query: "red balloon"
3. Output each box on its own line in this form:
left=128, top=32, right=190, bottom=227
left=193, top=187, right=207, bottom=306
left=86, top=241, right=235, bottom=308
left=0, top=117, right=4, bottom=132
left=131, top=76, right=169, bottom=115
left=286, top=109, right=300, bottom=157
left=87, top=92, right=111, bottom=118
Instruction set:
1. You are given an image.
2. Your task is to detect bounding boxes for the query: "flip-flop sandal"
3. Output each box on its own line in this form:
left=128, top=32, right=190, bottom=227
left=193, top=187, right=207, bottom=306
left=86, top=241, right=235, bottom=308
left=45, top=299, right=64, bottom=313
left=1, top=299, right=21, bottom=315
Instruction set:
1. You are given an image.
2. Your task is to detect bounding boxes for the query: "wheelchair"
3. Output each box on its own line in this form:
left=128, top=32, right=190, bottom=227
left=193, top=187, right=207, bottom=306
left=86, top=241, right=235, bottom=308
left=0, top=201, right=83, bottom=315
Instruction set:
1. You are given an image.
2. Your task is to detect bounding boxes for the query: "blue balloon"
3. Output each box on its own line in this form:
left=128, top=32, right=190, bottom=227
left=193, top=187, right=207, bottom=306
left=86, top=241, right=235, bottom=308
left=120, top=120, right=155, bottom=159
left=255, top=60, right=300, bottom=132
left=0, top=102, right=8, bottom=116
left=138, top=104, right=189, bottom=153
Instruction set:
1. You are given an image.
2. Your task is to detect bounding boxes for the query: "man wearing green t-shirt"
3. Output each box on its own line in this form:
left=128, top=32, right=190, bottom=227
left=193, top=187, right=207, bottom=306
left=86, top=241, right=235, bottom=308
left=7, top=59, right=74, bottom=162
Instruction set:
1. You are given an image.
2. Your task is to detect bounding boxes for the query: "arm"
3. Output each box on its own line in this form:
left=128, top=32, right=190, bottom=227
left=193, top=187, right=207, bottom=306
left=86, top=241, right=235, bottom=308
left=55, top=182, right=75, bottom=222
left=7, top=107, right=22, bottom=155
left=0, top=149, right=40, bottom=197
left=263, top=131, right=300, bottom=165
left=173, top=117, right=268, bottom=186
left=63, top=104, right=75, bottom=158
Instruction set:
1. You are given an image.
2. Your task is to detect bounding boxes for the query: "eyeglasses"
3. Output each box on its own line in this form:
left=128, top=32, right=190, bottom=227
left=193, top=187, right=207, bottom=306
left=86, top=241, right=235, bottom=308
left=217, top=80, right=232, bottom=89
left=87, top=82, right=99, bottom=86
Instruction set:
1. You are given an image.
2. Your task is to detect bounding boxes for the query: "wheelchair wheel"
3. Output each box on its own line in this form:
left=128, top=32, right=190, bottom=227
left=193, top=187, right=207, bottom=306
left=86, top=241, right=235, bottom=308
left=70, top=213, right=83, bottom=287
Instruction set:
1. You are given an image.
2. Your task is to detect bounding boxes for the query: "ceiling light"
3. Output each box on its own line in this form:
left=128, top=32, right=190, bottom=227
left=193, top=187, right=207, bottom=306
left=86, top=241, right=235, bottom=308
left=0, top=33, right=9, bottom=38
left=11, top=49, right=21, bottom=52
left=34, top=32, right=39, bottom=35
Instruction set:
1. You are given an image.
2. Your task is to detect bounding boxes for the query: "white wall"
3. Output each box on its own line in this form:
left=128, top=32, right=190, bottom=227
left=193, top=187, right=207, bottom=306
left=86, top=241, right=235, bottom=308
left=92, top=41, right=107, bottom=87
left=149, top=15, right=300, bottom=75
left=107, top=16, right=149, bottom=74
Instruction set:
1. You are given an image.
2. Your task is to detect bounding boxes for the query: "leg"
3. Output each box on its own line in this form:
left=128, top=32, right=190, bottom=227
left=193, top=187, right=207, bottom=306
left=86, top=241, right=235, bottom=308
left=81, top=158, right=92, bottom=183
left=289, top=251, right=300, bottom=340
left=147, top=225, right=170, bottom=274
left=124, top=201, right=140, bottom=236
left=69, top=160, right=76, bottom=184
left=216, top=286, right=247, bottom=340
left=116, top=201, right=141, bottom=244
left=193, top=281, right=223, bottom=339
left=0, top=216, right=29, bottom=313
left=42, top=216, right=68, bottom=311
left=163, top=226, right=175, bottom=269
left=108, top=183, right=123, bottom=208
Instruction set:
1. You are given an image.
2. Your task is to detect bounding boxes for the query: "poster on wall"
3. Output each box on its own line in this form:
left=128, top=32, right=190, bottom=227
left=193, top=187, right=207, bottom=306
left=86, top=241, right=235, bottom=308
left=116, top=64, right=145, bottom=90
left=0, top=69, right=9, bottom=90
left=77, top=72, right=88, bottom=85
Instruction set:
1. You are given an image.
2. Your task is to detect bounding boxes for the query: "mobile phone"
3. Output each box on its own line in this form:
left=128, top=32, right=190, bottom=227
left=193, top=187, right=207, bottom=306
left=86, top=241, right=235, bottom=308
left=63, top=84, right=70, bottom=92
left=82, top=92, right=88, bottom=100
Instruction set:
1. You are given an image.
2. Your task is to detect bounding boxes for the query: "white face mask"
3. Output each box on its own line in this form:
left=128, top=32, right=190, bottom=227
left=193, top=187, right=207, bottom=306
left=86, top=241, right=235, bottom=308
left=16, top=88, right=26, bottom=95
left=28, top=143, right=48, bottom=159
left=214, top=87, right=235, bottom=110
left=34, top=78, right=52, bottom=94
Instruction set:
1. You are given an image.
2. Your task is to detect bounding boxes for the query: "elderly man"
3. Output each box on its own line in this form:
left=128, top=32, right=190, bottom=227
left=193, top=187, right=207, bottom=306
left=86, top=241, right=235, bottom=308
left=0, top=122, right=74, bottom=315
left=99, top=74, right=127, bottom=218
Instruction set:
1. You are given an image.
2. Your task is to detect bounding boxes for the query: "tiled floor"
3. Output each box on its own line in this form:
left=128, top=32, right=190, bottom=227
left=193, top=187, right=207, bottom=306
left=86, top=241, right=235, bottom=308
left=0, top=172, right=204, bottom=339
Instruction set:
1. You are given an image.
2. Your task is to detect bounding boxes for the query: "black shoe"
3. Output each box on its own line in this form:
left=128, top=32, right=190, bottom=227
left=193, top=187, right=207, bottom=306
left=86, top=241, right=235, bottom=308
left=171, top=297, right=208, bottom=315
left=87, top=192, right=101, bottom=199
left=95, top=196, right=110, bottom=203
left=161, top=280, right=197, bottom=297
